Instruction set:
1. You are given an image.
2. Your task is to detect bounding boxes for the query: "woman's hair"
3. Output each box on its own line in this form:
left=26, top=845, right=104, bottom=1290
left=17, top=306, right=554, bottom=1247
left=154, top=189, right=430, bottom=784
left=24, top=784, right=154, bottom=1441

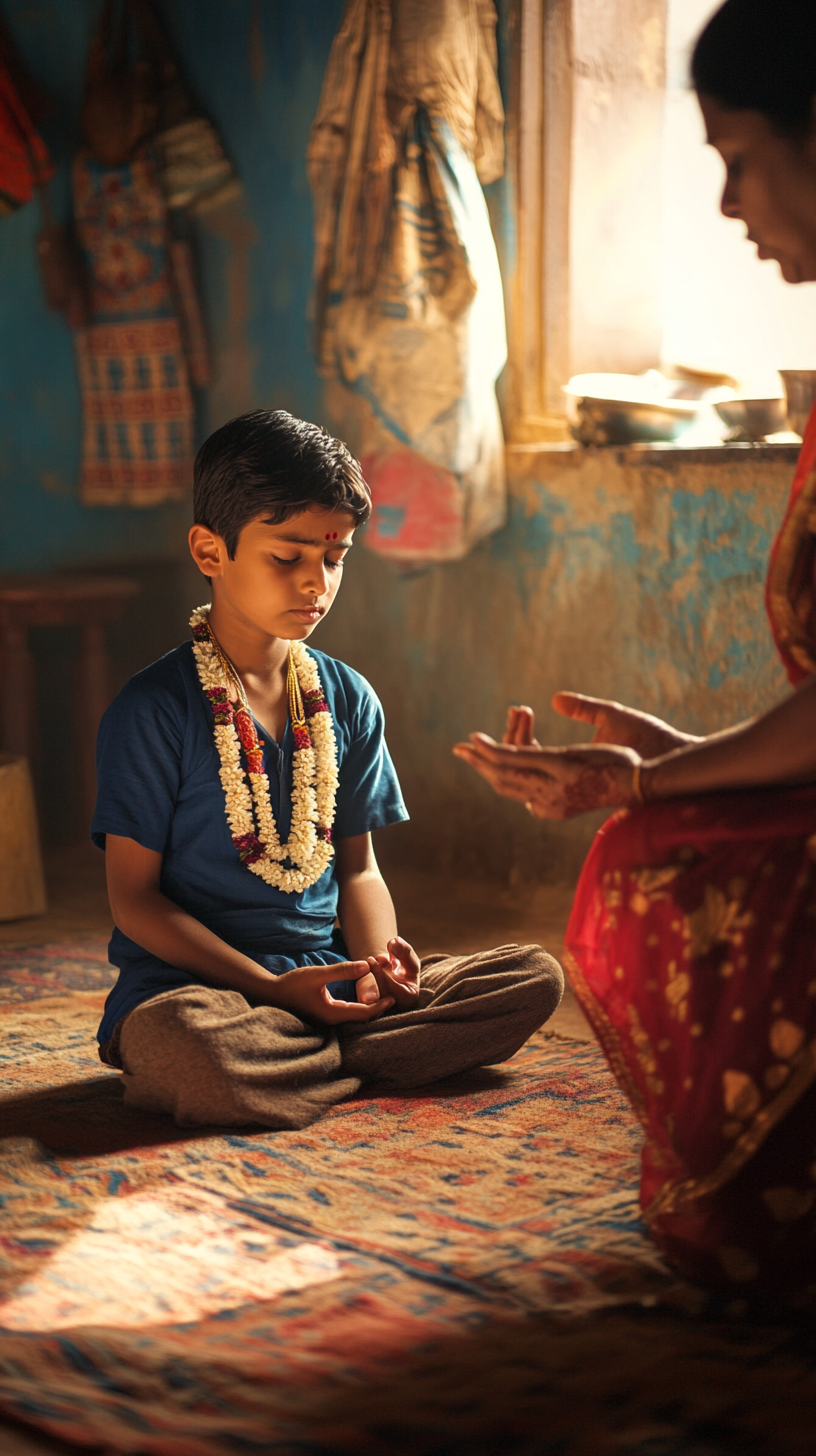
left=193, top=409, right=371, bottom=558
left=692, top=0, right=816, bottom=134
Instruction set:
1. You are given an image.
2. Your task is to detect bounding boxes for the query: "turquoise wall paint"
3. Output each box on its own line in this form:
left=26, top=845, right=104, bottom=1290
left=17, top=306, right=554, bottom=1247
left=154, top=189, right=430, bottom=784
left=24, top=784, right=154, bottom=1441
left=0, top=4, right=792, bottom=883
left=314, top=444, right=796, bottom=885
left=0, top=0, right=515, bottom=573
left=0, top=0, right=347, bottom=572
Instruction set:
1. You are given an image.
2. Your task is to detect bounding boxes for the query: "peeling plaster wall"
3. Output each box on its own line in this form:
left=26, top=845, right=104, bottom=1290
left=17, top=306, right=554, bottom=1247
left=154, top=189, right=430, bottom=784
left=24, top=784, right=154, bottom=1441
left=313, top=443, right=795, bottom=885
left=0, top=2, right=798, bottom=872
left=0, top=0, right=346, bottom=574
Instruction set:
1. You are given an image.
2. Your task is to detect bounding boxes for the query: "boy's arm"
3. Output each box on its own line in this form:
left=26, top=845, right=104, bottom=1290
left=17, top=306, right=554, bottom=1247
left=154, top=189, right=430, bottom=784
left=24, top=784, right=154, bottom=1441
left=334, top=833, right=399, bottom=959
left=335, top=834, right=420, bottom=1010
left=104, top=835, right=393, bottom=1025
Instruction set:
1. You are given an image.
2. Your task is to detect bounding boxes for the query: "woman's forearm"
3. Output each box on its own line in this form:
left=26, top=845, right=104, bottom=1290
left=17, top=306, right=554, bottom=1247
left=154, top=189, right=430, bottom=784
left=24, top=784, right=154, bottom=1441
left=643, top=677, right=816, bottom=799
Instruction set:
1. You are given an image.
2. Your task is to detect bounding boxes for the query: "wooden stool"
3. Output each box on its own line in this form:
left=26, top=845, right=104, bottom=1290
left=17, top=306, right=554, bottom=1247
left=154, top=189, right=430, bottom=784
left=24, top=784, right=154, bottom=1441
left=0, top=574, right=139, bottom=831
left=0, top=754, right=47, bottom=920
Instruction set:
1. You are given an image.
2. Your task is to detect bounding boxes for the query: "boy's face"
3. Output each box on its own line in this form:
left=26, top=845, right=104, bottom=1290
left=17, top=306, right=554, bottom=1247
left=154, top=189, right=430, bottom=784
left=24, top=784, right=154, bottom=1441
left=189, top=506, right=357, bottom=641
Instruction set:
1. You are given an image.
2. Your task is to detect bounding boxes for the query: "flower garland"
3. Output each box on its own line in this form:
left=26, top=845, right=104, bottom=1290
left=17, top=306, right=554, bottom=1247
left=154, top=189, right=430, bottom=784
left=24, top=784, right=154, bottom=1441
left=190, top=604, right=339, bottom=893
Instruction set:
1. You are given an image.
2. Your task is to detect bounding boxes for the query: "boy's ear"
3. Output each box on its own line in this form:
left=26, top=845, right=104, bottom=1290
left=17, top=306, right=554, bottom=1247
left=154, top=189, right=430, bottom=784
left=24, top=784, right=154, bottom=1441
left=188, top=524, right=228, bottom=578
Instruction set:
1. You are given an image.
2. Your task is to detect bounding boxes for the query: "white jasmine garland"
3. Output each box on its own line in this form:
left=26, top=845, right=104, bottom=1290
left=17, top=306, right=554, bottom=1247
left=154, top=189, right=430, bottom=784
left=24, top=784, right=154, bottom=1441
left=190, top=604, right=339, bottom=894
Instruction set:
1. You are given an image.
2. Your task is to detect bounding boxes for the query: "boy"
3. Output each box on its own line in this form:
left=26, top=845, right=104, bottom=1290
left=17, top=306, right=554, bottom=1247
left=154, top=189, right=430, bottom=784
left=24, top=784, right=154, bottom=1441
left=93, top=410, right=563, bottom=1128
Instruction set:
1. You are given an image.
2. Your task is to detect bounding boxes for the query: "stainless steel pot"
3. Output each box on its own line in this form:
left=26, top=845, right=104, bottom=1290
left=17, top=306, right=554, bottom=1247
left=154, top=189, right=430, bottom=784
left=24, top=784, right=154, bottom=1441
left=779, top=371, right=816, bottom=439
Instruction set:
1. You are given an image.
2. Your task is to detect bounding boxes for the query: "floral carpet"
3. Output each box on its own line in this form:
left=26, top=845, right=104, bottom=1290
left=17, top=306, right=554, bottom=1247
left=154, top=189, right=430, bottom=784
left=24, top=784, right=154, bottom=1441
left=0, top=944, right=813, bottom=1454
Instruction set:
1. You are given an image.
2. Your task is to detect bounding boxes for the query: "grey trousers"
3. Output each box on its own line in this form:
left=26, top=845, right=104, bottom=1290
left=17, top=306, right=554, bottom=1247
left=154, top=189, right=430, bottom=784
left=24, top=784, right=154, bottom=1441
left=116, top=943, right=563, bottom=1130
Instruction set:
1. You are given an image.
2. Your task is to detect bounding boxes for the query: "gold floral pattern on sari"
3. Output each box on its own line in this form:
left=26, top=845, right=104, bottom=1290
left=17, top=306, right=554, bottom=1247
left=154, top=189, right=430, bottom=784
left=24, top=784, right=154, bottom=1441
left=627, top=1005, right=664, bottom=1096
left=684, top=883, right=755, bottom=960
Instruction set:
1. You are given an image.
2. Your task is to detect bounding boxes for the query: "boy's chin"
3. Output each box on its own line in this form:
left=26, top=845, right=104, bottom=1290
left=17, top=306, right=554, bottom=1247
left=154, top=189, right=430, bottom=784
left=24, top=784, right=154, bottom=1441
left=280, top=620, right=320, bottom=642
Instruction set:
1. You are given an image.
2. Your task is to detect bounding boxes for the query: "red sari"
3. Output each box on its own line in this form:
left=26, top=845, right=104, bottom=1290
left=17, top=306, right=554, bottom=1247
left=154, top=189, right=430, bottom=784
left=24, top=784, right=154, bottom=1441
left=565, top=410, right=816, bottom=1297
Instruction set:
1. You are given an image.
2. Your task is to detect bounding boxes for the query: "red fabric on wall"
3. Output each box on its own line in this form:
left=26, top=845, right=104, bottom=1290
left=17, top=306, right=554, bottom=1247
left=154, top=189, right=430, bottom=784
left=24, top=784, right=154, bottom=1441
left=0, top=60, right=53, bottom=214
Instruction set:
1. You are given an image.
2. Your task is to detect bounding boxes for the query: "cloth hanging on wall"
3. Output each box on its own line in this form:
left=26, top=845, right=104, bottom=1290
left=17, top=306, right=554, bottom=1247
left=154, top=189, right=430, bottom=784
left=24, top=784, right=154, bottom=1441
left=0, top=57, right=53, bottom=215
left=308, top=0, right=507, bottom=567
left=73, top=147, right=194, bottom=507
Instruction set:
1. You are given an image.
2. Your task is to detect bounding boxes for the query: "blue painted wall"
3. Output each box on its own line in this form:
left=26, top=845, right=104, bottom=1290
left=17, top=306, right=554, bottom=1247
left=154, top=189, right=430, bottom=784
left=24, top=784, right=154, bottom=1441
left=0, top=0, right=515, bottom=573
left=0, top=0, right=348, bottom=572
left=1, top=3, right=790, bottom=880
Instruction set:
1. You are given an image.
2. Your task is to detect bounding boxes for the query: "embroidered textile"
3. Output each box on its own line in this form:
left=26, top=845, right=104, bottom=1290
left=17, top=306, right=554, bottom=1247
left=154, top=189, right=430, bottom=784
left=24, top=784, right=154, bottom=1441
left=73, top=148, right=194, bottom=507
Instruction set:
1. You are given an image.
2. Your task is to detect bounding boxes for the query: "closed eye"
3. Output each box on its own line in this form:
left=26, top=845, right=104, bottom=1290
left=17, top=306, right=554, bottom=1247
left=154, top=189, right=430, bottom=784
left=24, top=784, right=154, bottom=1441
left=272, top=555, right=300, bottom=567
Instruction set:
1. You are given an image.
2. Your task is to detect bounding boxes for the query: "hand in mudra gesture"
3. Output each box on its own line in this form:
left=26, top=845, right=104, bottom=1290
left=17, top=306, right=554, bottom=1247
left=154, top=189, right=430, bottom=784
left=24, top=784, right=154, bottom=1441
left=551, top=692, right=698, bottom=758
left=454, top=693, right=692, bottom=819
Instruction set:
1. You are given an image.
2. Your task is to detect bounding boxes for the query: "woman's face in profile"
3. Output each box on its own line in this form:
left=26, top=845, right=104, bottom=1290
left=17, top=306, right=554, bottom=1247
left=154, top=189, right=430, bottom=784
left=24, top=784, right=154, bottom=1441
left=699, top=93, right=816, bottom=283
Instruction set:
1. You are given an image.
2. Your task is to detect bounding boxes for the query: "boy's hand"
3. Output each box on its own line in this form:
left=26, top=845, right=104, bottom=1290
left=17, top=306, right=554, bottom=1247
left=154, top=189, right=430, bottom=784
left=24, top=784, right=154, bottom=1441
left=363, top=936, right=421, bottom=1012
left=267, top=962, right=394, bottom=1024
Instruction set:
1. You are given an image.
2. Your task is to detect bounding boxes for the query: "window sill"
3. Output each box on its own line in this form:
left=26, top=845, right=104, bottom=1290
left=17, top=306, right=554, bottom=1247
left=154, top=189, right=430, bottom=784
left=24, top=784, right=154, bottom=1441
left=506, top=440, right=802, bottom=466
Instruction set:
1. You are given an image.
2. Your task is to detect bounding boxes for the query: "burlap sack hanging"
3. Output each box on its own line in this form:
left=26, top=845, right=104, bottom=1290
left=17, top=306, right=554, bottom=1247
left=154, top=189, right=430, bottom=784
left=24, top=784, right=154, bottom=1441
left=309, top=0, right=507, bottom=568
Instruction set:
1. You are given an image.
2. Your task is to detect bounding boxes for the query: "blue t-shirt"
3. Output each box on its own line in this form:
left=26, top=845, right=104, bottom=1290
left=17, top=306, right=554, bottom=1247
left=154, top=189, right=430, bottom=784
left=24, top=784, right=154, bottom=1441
left=91, top=642, right=408, bottom=1043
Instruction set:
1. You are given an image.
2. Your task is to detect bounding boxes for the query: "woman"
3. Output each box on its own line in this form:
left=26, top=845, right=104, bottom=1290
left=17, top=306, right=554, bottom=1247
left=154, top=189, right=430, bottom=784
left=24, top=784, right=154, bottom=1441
left=455, top=0, right=816, bottom=1295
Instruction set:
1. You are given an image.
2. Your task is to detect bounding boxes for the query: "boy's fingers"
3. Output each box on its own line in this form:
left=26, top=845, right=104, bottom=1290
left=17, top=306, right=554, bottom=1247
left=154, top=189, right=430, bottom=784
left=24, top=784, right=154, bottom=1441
left=355, top=971, right=382, bottom=1004
left=311, top=960, right=369, bottom=985
left=323, top=995, right=394, bottom=1022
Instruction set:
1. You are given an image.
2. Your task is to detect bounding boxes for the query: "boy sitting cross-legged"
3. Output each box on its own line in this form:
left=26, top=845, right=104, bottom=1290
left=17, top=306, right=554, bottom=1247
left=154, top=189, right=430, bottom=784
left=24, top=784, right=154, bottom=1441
left=93, top=409, right=563, bottom=1129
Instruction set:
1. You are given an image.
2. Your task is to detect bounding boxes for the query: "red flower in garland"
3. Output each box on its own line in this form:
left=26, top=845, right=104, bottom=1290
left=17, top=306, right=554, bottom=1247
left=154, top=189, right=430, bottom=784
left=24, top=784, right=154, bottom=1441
left=303, top=688, right=329, bottom=718
left=293, top=724, right=311, bottom=751
left=205, top=686, right=234, bottom=726
left=234, top=707, right=258, bottom=752
left=232, top=832, right=265, bottom=864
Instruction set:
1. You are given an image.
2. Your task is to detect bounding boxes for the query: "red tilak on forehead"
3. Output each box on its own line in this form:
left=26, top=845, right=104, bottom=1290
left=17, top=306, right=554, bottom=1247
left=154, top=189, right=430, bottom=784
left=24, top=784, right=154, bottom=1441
left=325, top=532, right=339, bottom=540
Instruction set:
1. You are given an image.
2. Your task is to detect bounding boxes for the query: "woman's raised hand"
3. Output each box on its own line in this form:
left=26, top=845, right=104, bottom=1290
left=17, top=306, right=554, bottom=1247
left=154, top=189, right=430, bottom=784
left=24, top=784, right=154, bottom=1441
left=503, top=704, right=540, bottom=748
left=553, top=691, right=697, bottom=758
left=453, top=734, right=641, bottom=819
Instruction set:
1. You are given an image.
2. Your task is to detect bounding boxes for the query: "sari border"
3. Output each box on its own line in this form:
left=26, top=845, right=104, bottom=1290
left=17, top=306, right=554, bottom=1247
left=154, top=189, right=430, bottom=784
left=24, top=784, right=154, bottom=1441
left=645, top=1039, right=816, bottom=1222
left=766, top=462, right=816, bottom=681
left=562, top=948, right=647, bottom=1126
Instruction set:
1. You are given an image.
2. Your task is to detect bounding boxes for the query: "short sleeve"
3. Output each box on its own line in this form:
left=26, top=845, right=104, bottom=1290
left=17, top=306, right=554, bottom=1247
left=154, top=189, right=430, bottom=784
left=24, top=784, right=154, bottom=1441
left=333, top=682, right=408, bottom=841
left=91, top=667, right=186, bottom=853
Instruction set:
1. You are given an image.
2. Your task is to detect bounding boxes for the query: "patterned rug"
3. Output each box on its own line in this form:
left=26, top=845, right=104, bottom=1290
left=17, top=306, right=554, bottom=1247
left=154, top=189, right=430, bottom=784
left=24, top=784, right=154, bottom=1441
left=0, top=944, right=813, bottom=1454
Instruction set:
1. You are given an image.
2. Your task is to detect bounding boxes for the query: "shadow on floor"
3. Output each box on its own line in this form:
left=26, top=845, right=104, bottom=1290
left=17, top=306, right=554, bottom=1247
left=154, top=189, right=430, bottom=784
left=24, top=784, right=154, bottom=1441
left=0, top=1076, right=200, bottom=1157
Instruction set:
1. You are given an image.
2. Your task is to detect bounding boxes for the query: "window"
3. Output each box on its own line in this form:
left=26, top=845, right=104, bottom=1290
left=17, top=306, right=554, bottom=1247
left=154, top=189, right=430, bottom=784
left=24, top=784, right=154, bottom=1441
left=504, top=0, right=816, bottom=441
left=661, top=0, right=816, bottom=392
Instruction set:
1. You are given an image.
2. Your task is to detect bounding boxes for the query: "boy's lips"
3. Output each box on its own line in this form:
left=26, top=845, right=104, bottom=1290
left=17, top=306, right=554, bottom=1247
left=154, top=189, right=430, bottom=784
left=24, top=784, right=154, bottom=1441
left=289, top=606, right=323, bottom=623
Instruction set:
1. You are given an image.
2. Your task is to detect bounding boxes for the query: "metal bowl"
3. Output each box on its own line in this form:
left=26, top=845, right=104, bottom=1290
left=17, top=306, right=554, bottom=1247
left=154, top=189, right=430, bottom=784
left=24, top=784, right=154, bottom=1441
left=563, top=374, right=700, bottom=446
left=713, top=397, right=788, bottom=442
left=779, top=370, right=816, bottom=439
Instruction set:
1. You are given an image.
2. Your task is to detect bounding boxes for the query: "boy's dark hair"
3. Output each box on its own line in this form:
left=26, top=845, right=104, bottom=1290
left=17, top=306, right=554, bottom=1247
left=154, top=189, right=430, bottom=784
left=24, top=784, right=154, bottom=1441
left=692, top=0, right=816, bottom=135
left=193, top=409, right=371, bottom=557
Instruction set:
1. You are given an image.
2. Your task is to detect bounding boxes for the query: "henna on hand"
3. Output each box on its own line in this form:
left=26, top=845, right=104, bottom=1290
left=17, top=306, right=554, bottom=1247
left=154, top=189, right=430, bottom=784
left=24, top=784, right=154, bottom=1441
left=453, top=736, right=641, bottom=819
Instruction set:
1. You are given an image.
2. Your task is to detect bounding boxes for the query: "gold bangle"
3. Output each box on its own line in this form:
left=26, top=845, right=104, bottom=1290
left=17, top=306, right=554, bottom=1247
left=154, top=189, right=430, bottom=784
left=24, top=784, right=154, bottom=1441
left=631, top=761, right=644, bottom=805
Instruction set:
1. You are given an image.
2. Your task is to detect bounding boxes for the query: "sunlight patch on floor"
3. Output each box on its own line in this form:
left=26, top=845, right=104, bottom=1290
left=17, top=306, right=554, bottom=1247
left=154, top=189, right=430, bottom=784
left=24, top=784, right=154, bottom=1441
left=0, top=1186, right=341, bottom=1330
